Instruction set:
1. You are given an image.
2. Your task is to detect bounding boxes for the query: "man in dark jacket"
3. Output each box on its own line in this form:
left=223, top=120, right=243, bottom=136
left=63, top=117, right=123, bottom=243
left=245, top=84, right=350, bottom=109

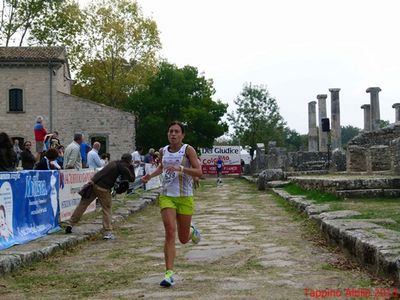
left=65, top=153, right=135, bottom=240
left=20, top=141, right=36, bottom=170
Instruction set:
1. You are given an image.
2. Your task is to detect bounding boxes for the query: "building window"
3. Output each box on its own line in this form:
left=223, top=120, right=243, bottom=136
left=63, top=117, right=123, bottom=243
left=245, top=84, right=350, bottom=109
left=90, top=136, right=108, bottom=156
left=9, top=89, right=23, bottom=112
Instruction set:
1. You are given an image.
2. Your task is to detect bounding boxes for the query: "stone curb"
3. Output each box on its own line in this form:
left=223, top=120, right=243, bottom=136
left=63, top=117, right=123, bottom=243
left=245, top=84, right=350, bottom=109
left=242, top=176, right=400, bottom=284
left=0, top=189, right=161, bottom=275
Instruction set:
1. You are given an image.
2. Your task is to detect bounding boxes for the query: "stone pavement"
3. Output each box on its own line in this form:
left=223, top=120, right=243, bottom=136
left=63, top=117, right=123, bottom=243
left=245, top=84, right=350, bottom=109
left=0, top=178, right=389, bottom=299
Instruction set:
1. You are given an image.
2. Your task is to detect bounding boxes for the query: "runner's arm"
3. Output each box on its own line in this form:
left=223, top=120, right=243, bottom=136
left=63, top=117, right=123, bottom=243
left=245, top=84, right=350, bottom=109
left=182, top=146, right=202, bottom=178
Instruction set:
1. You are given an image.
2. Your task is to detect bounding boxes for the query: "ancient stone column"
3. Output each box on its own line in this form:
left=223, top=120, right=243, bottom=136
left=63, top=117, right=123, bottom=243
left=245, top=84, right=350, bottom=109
left=361, top=104, right=371, bottom=131
left=329, top=88, right=341, bottom=150
left=308, top=101, right=318, bottom=152
left=317, top=94, right=328, bottom=152
left=392, top=103, right=400, bottom=123
left=366, top=87, right=381, bottom=131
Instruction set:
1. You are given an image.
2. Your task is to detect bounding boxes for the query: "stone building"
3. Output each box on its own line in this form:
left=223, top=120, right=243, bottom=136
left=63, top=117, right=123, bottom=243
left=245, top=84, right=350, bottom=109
left=0, top=47, right=136, bottom=160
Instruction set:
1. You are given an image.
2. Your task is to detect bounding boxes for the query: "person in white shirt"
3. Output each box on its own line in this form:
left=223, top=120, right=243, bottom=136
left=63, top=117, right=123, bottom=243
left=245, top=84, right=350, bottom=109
left=64, top=133, right=83, bottom=170
left=131, top=146, right=143, bottom=167
left=87, top=142, right=104, bottom=169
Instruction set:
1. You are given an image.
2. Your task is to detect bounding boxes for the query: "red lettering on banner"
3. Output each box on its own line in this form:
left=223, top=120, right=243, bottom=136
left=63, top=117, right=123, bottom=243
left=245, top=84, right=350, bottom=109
left=63, top=172, right=95, bottom=185
left=202, top=165, right=241, bottom=175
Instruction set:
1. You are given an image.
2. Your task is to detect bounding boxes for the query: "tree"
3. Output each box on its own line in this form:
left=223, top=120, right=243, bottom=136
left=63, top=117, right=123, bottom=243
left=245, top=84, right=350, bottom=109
left=283, top=128, right=307, bottom=151
left=0, top=1, right=84, bottom=48
left=380, top=119, right=390, bottom=128
left=341, top=125, right=361, bottom=147
left=71, top=0, right=161, bottom=108
left=126, top=62, right=228, bottom=150
left=228, top=83, right=286, bottom=149
left=0, top=0, right=160, bottom=109
left=29, top=0, right=85, bottom=68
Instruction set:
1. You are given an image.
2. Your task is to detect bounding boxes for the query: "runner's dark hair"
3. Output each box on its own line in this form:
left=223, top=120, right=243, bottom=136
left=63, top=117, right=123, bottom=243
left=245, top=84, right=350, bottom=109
left=168, top=121, right=185, bottom=133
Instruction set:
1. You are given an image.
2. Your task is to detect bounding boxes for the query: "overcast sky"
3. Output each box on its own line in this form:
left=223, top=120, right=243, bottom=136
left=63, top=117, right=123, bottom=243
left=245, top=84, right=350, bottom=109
left=83, top=0, right=400, bottom=134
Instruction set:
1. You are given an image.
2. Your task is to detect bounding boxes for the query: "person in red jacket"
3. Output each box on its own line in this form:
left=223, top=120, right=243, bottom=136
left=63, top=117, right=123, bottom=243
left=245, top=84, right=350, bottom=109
left=33, top=116, right=47, bottom=161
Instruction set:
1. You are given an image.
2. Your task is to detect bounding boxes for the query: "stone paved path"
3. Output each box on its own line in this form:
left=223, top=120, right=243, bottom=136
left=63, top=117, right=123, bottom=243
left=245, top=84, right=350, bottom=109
left=0, top=178, right=385, bottom=299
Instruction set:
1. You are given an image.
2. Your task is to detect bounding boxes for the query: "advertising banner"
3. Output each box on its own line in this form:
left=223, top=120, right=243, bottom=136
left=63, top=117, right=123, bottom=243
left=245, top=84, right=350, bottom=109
left=0, top=170, right=60, bottom=251
left=200, top=146, right=242, bottom=175
left=59, top=169, right=97, bottom=222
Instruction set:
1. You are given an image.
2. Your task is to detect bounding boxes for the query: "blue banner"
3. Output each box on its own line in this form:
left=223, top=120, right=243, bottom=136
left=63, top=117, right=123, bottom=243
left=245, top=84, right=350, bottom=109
left=0, top=170, right=60, bottom=251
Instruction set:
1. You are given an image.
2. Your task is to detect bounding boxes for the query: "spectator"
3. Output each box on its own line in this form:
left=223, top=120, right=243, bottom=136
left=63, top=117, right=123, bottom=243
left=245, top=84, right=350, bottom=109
left=100, top=153, right=109, bottom=165
left=131, top=146, right=143, bottom=167
left=56, top=145, right=65, bottom=169
left=64, top=133, right=83, bottom=170
left=20, top=141, right=36, bottom=170
left=49, top=131, right=61, bottom=149
left=65, top=153, right=135, bottom=240
left=33, top=116, right=47, bottom=161
left=12, top=139, right=22, bottom=167
left=43, top=131, right=61, bottom=151
left=0, top=132, right=16, bottom=171
left=34, top=148, right=60, bottom=170
left=80, top=142, right=91, bottom=168
left=153, top=151, right=160, bottom=165
left=144, top=148, right=155, bottom=164
left=87, top=142, right=104, bottom=169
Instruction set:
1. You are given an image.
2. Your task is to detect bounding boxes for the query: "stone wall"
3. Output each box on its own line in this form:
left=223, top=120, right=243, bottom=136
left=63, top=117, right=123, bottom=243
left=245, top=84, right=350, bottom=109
left=57, top=93, right=135, bottom=160
left=288, top=151, right=328, bottom=172
left=0, top=65, right=56, bottom=142
left=266, top=142, right=288, bottom=170
left=0, top=63, right=136, bottom=160
left=349, top=124, right=400, bottom=148
left=391, top=138, right=400, bottom=175
left=346, top=124, right=400, bottom=174
left=330, top=149, right=346, bottom=172
left=367, top=145, right=391, bottom=172
left=346, top=145, right=367, bottom=172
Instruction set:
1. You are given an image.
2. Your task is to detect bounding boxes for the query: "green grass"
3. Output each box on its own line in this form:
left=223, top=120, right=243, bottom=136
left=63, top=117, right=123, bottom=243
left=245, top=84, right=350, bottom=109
left=283, top=182, right=342, bottom=203
left=281, top=183, right=400, bottom=232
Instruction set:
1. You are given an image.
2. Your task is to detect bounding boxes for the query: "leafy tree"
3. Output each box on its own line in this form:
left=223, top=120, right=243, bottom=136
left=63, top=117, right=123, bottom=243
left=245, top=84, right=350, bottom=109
left=283, top=128, right=307, bottom=151
left=0, top=1, right=84, bottom=48
left=71, top=0, right=161, bottom=108
left=228, top=83, right=286, bottom=150
left=126, top=62, right=228, bottom=150
left=380, top=119, right=390, bottom=128
left=29, top=1, right=85, bottom=68
left=341, top=125, right=361, bottom=147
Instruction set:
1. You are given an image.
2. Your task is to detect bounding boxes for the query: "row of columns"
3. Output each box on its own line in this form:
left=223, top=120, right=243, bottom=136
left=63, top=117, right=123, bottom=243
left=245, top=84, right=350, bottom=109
left=308, top=89, right=341, bottom=152
left=361, top=87, right=400, bottom=131
left=309, top=86, right=400, bottom=152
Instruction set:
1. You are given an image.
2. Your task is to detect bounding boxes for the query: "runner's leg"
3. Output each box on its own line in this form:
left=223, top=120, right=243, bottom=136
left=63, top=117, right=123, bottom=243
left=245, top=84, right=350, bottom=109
left=176, top=214, right=192, bottom=244
left=161, top=208, right=177, bottom=270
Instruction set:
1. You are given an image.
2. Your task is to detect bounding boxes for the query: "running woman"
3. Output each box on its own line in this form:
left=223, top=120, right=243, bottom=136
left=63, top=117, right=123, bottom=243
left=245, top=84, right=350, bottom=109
left=142, top=121, right=203, bottom=287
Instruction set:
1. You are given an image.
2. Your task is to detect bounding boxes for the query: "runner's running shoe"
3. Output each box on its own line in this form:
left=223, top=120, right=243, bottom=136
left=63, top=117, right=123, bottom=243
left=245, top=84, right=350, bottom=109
left=103, top=232, right=115, bottom=240
left=191, top=223, right=201, bottom=244
left=160, top=270, right=175, bottom=287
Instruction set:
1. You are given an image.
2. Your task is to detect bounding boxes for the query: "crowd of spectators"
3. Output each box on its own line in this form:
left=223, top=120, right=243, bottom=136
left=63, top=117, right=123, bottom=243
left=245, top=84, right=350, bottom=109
left=0, top=116, right=110, bottom=172
left=132, top=147, right=161, bottom=167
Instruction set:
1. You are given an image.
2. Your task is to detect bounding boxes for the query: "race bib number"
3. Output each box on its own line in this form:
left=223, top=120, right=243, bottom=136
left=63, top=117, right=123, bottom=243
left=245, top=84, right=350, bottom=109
left=162, top=170, right=177, bottom=187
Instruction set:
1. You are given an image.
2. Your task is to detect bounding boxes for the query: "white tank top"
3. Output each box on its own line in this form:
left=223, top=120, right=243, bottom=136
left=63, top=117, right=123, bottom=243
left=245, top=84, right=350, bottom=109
left=162, top=144, right=193, bottom=197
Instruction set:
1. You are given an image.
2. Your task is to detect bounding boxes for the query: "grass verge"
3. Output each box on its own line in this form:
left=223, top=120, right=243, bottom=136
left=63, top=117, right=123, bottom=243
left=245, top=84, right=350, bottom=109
left=282, top=182, right=400, bottom=232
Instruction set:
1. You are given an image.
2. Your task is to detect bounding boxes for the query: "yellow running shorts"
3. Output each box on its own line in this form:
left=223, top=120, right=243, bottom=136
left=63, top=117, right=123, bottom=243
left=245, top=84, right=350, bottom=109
left=159, top=195, right=195, bottom=215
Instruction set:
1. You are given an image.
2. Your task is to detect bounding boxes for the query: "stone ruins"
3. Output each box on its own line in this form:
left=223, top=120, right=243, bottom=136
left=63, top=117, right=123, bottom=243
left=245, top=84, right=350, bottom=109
left=252, top=86, right=400, bottom=177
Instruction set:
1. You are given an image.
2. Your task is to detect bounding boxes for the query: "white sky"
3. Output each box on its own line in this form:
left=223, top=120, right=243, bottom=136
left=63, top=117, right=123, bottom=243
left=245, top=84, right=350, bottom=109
left=82, top=0, right=400, bottom=134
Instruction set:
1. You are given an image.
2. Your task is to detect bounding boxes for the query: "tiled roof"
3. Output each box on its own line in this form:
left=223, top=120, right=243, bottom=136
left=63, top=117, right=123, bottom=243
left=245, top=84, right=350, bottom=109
left=0, top=46, right=66, bottom=61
